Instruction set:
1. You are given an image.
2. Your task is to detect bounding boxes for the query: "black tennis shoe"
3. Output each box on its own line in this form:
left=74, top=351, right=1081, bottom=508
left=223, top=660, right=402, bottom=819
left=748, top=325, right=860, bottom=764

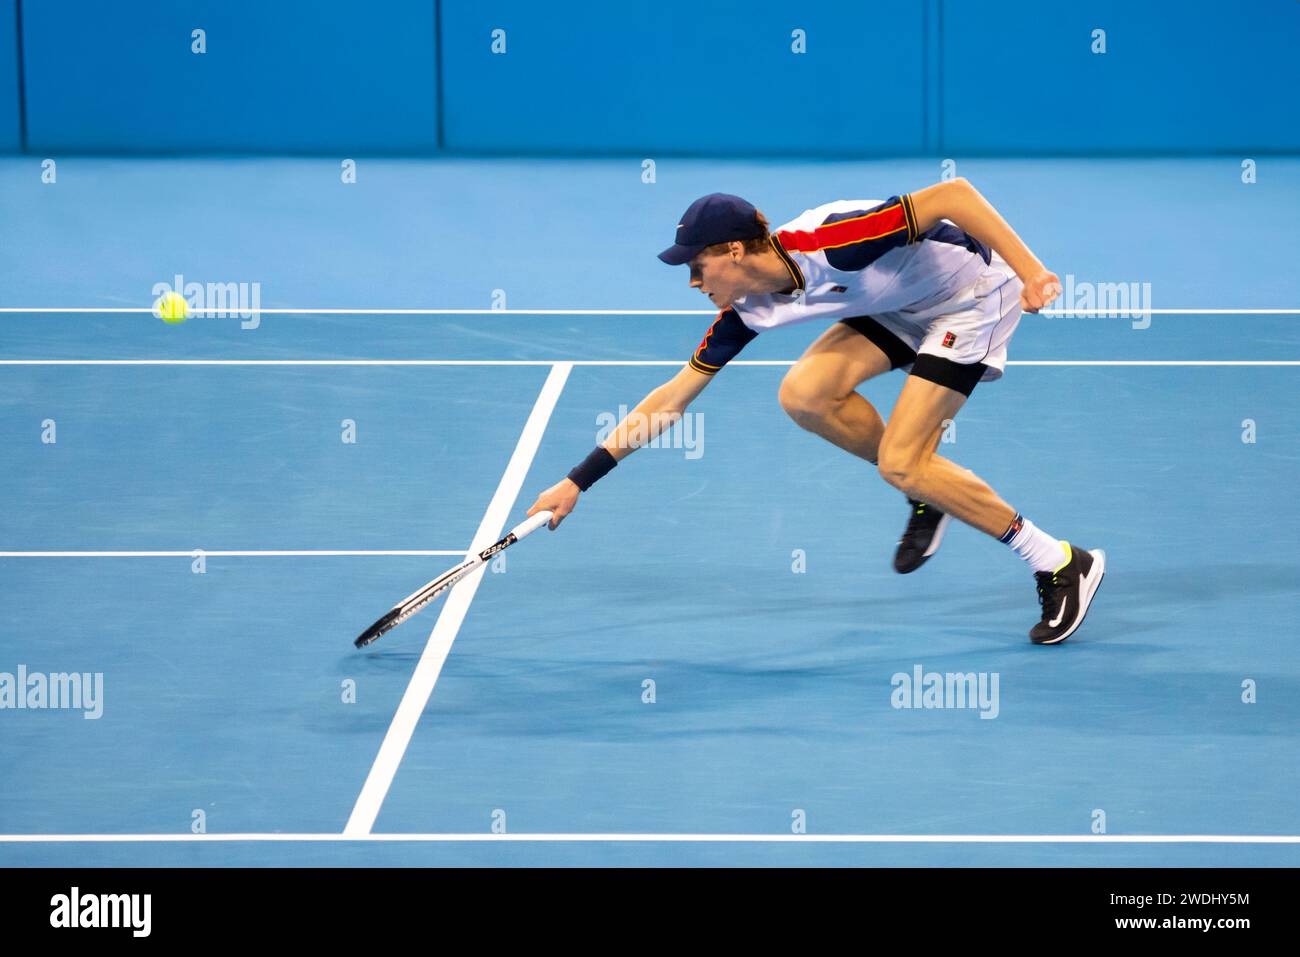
left=893, top=498, right=951, bottom=574
left=1030, top=543, right=1107, bottom=644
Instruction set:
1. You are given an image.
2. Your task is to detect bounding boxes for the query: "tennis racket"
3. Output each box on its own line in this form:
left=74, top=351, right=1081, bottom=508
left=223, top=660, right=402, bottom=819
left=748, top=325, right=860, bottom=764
left=354, top=510, right=554, bottom=649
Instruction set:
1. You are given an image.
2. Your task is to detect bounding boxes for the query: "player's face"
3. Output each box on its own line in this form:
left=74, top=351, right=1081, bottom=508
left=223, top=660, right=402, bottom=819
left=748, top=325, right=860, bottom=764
left=688, top=247, right=750, bottom=309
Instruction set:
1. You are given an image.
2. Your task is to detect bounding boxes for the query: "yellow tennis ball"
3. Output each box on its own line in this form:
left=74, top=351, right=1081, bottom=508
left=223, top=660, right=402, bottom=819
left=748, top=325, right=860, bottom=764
left=154, top=291, right=189, bottom=324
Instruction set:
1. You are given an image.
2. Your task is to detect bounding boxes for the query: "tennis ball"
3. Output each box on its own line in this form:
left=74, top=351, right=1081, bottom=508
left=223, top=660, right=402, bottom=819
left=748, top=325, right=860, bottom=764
left=154, top=291, right=189, bottom=324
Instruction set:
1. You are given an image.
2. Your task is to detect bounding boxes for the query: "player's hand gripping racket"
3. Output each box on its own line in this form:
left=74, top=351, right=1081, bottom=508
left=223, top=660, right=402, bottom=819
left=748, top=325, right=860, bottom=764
left=354, top=510, right=553, bottom=649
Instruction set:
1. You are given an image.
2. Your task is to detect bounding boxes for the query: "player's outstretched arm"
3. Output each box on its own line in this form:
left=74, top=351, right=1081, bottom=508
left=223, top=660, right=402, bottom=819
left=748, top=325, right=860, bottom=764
left=526, top=363, right=714, bottom=529
left=908, top=178, right=1061, bottom=313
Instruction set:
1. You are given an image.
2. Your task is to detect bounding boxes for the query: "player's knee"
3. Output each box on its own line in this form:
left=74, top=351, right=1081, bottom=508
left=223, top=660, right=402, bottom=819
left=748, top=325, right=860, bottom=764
left=778, top=375, right=834, bottom=427
left=877, top=445, right=920, bottom=492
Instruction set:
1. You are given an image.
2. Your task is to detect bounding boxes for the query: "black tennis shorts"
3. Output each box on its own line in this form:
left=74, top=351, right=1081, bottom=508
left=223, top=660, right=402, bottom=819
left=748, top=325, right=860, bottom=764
left=839, top=314, right=988, bottom=398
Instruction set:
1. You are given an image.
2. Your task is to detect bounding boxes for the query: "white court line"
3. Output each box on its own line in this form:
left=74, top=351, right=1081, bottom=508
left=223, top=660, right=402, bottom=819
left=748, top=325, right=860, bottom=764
left=1, top=307, right=1298, bottom=316
left=0, top=550, right=465, bottom=558
left=1, top=359, right=1299, bottom=367
left=0, top=833, right=1297, bottom=844
left=343, top=362, right=573, bottom=837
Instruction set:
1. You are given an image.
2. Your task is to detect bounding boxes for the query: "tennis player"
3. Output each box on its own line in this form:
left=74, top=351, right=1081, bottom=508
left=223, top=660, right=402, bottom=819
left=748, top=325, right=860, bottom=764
left=527, top=180, right=1105, bottom=643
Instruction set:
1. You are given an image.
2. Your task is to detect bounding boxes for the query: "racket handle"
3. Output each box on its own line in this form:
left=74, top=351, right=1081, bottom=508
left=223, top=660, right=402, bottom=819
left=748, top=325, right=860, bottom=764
left=511, top=510, right=554, bottom=540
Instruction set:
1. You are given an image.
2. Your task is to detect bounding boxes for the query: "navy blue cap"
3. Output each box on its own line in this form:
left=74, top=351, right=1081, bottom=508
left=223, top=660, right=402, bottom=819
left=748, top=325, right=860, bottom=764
left=658, top=193, right=765, bottom=265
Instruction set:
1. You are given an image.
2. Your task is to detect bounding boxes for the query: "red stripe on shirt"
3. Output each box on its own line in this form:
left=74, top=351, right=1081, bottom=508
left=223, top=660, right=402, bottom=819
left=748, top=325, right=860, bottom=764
left=775, top=202, right=909, bottom=254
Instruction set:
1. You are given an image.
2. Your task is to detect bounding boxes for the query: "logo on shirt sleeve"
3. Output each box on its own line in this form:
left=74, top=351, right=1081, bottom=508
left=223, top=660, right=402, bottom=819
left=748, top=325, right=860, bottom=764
left=941, top=331, right=957, bottom=348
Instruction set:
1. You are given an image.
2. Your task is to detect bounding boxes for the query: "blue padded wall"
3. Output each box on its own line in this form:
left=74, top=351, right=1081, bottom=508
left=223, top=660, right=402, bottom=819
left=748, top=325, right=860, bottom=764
left=440, top=0, right=927, bottom=155
left=20, top=0, right=437, bottom=153
left=941, top=0, right=1300, bottom=153
left=0, top=0, right=19, bottom=151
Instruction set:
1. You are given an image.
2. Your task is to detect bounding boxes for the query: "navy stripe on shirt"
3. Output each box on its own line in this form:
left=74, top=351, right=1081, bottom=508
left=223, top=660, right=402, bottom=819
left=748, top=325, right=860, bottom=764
left=688, top=308, right=758, bottom=375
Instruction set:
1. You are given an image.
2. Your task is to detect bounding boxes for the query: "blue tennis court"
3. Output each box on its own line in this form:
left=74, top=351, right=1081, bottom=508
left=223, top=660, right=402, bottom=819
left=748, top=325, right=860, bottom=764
left=2, top=153, right=1298, bottom=866
left=2, top=0, right=1299, bottom=869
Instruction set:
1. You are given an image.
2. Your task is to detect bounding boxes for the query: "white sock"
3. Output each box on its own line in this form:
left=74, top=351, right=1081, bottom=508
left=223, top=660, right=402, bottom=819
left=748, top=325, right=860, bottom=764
left=1001, top=514, right=1069, bottom=573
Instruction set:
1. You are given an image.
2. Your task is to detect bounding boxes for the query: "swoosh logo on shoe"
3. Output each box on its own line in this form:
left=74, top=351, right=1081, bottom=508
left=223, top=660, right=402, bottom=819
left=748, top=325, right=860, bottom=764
left=1048, top=595, right=1069, bottom=628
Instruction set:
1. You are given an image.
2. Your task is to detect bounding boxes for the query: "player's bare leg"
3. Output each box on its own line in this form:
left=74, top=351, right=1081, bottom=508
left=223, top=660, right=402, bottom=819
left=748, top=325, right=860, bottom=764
left=777, top=322, right=894, bottom=463
left=878, top=373, right=1106, bottom=643
left=779, top=324, right=956, bottom=573
left=876, top=375, right=1014, bottom=537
